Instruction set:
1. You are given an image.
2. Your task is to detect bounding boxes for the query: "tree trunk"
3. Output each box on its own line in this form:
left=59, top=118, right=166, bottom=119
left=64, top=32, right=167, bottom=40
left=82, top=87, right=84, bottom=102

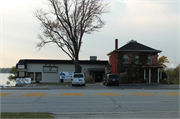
left=74, top=53, right=81, bottom=73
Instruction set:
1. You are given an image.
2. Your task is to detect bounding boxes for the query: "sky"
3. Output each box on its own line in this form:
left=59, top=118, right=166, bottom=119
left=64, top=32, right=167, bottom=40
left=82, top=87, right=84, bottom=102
left=0, top=0, right=180, bottom=68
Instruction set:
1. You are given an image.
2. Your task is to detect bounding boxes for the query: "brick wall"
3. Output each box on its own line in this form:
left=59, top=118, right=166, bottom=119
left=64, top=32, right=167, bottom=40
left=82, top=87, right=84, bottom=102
left=109, top=52, right=116, bottom=73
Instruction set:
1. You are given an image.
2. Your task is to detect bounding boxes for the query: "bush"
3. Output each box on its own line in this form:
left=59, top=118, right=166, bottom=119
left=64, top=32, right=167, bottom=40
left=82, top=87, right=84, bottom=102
left=119, top=73, right=128, bottom=84
left=141, top=80, right=146, bottom=83
left=145, top=78, right=149, bottom=83
left=85, top=75, right=93, bottom=83
left=160, top=78, right=167, bottom=84
left=8, top=75, right=16, bottom=81
left=6, top=81, right=10, bottom=85
left=172, top=78, right=179, bottom=84
left=36, top=80, right=40, bottom=83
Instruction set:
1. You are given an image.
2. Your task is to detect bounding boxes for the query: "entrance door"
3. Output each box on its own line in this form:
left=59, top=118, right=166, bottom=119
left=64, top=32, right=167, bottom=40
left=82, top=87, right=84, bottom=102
left=95, top=72, right=103, bottom=82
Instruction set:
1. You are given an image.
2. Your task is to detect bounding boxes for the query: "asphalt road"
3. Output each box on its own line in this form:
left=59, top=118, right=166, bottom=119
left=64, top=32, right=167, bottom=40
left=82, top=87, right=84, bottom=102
left=0, top=88, right=179, bottom=118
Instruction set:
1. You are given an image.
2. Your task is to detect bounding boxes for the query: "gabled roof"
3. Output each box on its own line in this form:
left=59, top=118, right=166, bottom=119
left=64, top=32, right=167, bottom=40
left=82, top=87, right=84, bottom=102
left=107, top=40, right=162, bottom=55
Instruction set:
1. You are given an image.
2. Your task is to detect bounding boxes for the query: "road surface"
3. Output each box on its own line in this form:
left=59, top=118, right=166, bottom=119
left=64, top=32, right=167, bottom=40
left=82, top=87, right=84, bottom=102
left=1, top=88, right=179, bottom=118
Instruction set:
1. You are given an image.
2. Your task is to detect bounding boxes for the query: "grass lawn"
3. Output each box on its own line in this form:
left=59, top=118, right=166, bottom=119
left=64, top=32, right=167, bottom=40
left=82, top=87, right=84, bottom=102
left=0, top=112, right=54, bottom=118
left=37, top=82, right=72, bottom=86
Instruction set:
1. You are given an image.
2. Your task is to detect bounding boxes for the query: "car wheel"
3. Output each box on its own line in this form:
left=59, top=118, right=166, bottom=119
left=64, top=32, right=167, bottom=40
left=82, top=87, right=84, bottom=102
left=117, top=84, right=119, bottom=86
left=83, top=84, right=85, bottom=86
left=72, top=84, right=74, bottom=86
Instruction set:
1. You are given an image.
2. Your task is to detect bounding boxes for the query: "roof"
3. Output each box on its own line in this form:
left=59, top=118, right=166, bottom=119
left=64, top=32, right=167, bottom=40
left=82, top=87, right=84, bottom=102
left=107, top=40, right=162, bottom=55
left=17, top=59, right=108, bottom=65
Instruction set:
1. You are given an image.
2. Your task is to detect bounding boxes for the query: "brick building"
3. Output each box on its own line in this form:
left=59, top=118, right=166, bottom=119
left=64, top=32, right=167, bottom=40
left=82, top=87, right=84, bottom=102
left=107, top=39, right=163, bottom=83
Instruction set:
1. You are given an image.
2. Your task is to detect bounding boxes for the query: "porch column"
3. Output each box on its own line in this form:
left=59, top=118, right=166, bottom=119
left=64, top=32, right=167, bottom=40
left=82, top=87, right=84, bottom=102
left=144, top=69, right=146, bottom=80
left=157, top=68, right=159, bottom=83
left=160, top=68, right=162, bottom=79
left=149, top=68, right=151, bottom=83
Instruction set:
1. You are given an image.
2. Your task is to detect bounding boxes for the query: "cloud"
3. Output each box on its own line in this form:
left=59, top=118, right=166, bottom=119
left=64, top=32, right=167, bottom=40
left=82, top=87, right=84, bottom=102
left=170, top=63, right=176, bottom=68
left=113, top=0, right=178, bottom=33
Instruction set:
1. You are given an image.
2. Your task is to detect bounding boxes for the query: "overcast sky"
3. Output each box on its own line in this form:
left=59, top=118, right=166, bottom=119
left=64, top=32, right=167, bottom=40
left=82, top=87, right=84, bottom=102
left=0, top=0, right=179, bottom=68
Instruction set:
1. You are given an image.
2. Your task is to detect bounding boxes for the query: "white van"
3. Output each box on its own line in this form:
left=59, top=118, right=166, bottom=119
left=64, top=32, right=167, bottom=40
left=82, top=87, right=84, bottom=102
left=72, top=73, right=85, bottom=86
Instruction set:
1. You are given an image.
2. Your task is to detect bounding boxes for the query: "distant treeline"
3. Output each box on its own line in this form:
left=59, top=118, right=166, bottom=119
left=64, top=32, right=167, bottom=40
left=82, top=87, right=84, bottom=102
left=0, top=68, right=11, bottom=73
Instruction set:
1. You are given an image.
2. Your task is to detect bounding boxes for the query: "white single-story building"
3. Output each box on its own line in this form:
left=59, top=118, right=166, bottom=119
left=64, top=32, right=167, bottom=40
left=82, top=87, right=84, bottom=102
left=16, top=57, right=108, bottom=83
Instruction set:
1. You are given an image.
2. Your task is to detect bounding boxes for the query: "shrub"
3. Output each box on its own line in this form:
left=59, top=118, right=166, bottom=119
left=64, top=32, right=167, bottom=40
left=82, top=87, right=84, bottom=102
left=36, top=80, right=40, bottom=83
left=85, top=75, right=93, bottom=83
left=119, top=73, right=128, bottom=84
left=141, top=80, right=146, bottom=83
left=127, top=80, right=133, bottom=83
left=172, top=78, right=179, bottom=84
left=145, top=78, right=149, bottom=83
left=160, top=78, right=167, bottom=84
left=6, top=81, right=10, bottom=85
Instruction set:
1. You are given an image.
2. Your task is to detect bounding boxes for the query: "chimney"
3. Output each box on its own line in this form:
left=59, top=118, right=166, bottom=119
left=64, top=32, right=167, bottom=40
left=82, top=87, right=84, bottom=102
left=115, top=39, right=118, bottom=50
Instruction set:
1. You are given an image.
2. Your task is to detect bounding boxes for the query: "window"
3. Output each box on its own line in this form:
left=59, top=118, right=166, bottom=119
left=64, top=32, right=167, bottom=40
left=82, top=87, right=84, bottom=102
left=43, top=66, right=58, bottom=73
left=19, top=72, right=25, bottom=77
left=27, top=72, right=34, bottom=81
left=135, top=55, right=139, bottom=64
left=123, top=55, right=128, bottom=64
left=74, top=74, right=84, bottom=78
left=35, top=72, right=42, bottom=81
left=147, top=56, right=152, bottom=64
left=109, top=75, right=119, bottom=78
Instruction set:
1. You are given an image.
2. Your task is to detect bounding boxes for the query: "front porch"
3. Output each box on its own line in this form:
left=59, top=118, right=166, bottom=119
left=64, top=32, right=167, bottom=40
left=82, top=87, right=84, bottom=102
left=143, top=65, right=163, bottom=83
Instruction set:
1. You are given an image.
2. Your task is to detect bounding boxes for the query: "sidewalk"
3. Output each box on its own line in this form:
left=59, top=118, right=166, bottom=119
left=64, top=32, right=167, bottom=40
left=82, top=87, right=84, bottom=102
left=0, top=83, right=179, bottom=90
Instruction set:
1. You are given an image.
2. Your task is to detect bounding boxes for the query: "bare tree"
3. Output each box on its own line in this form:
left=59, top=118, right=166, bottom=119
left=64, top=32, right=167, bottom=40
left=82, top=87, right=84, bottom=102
left=34, top=0, right=109, bottom=73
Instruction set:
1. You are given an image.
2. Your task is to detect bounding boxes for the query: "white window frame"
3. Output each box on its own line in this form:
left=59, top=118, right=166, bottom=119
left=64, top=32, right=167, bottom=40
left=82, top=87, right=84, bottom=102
left=123, top=54, right=129, bottom=64
left=147, top=55, right=152, bottom=64
left=135, top=55, right=139, bottom=64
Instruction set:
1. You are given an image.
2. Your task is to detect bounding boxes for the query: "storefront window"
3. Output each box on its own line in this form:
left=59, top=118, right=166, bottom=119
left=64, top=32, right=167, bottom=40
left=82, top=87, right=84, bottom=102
left=27, top=72, right=34, bottom=81
left=35, top=72, right=42, bottom=81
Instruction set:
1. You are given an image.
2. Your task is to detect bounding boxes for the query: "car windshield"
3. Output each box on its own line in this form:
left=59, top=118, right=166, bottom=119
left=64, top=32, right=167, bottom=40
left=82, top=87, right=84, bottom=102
left=109, top=75, right=119, bottom=78
left=74, top=74, right=83, bottom=78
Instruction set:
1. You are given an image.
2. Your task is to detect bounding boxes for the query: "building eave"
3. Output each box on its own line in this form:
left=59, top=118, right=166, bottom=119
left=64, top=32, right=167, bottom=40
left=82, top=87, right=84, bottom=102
left=115, top=50, right=162, bottom=53
left=17, top=59, right=109, bottom=65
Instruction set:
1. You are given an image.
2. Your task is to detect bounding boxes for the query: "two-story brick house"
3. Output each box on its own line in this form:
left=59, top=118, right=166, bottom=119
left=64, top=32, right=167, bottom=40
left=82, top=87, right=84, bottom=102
left=107, top=39, right=163, bottom=83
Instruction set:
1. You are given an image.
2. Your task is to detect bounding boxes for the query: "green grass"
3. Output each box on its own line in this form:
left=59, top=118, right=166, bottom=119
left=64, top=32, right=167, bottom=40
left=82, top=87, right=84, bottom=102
left=0, top=112, right=54, bottom=118
left=37, top=82, right=72, bottom=86
left=59, top=82, right=72, bottom=85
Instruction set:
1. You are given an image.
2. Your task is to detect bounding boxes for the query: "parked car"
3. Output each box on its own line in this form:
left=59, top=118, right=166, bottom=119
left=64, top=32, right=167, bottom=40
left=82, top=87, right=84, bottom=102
left=72, top=73, right=85, bottom=86
left=103, top=74, right=119, bottom=86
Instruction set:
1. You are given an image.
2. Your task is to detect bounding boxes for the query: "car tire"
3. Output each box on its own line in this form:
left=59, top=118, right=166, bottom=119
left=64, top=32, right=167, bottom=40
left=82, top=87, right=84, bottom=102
left=72, top=84, right=74, bottom=86
left=83, top=84, right=85, bottom=86
left=117, top=84, right=119, bottom=86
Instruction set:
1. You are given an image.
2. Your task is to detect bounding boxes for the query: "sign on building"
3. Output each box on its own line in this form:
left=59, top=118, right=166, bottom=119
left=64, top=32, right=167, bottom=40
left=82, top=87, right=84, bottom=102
left=16, top=77, right=31, bottom=85
left=60, top=72, right=74, bottom=79
left=18, top=65, right=25, bottom=69
left=43, top=66, right=58, bottom=73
